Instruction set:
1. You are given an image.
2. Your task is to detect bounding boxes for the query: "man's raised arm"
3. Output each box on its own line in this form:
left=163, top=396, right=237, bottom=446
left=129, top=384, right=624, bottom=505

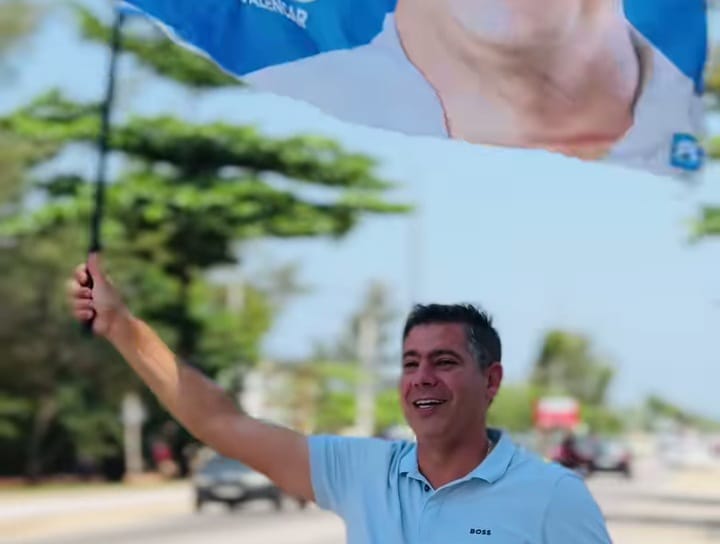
left=68, top=254, right=314, bottom=501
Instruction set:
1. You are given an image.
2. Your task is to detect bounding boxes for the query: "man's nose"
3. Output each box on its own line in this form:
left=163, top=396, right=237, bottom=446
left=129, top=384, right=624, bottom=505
left=413, top=364, right=438, bottom=387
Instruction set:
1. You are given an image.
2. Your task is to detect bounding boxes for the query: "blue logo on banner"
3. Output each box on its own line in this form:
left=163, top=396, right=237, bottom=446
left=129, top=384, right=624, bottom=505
left=670, top=134, right=704, bottom=172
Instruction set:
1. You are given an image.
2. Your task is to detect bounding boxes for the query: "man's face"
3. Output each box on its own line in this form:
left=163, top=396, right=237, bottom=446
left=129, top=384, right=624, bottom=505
left=399, top=323, right=502, bottom=443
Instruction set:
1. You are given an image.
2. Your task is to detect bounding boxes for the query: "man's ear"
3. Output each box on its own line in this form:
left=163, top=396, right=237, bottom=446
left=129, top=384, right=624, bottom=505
left=486, top=362, right=503, bottom=403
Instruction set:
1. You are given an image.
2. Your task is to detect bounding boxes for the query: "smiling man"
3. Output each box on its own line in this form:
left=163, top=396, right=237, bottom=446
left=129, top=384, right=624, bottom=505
left=68, top=256, right=611, bottom=543
left=399, top=306, right=505, bottom=489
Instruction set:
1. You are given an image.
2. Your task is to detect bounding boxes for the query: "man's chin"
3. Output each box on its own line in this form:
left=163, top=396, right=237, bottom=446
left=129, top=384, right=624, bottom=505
left=409, top=419, right=450, bottom=442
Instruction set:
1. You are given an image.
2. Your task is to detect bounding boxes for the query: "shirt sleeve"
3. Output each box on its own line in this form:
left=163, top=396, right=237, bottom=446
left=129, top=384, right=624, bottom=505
left=308, top=435, right=392, bottom=516
left=542, top=474, right=612, bottom=544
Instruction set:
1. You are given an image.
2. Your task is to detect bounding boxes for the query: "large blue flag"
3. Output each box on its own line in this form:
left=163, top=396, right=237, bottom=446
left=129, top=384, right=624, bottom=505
left=123, top=0, right=708, bottom=178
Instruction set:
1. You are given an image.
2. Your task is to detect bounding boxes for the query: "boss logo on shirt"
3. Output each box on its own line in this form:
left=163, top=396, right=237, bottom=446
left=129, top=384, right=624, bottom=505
left=469, top=528, right=492, bottom=536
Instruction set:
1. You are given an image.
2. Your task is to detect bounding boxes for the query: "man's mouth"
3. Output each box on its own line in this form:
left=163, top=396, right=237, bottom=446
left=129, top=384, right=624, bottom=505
left=412, top=399, right=447, bottom=410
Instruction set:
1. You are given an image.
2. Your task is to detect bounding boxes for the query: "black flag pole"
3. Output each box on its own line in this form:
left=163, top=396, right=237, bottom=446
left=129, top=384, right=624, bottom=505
left=84, top=9, right=125, bottom=333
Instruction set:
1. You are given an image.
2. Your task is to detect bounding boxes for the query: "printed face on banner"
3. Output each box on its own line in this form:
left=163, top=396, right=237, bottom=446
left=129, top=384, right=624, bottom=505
left=395, top=0, right=641, bottom=155
left=126, top=0, right=707, bottom=178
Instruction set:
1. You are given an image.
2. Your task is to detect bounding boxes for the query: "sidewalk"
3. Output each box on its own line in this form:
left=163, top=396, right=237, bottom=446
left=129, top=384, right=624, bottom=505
left=0, top=481, right=192, bottom=543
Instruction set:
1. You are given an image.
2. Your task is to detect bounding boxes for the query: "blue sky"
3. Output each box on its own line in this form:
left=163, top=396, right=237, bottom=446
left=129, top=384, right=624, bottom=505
left=3, top=3, right=718, bottom=418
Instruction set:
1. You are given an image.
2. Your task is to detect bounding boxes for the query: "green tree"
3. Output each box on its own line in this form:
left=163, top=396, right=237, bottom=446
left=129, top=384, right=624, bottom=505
left=1, top=89, right=407, bottom=361
left=581, top=405, right=624, bottom=435
left=0, top=0, right=45, bottom=206
left=75, top=4, right=237, bottom=88
left=263, top=360, right=358, bottom=434
left=374, top=388, right=405, bottom=433
left=691, top=206, right=720, bottom=239
left=0, top=229, right=133, bottom=478
left=308, top=280, right=401, bottom=434
left=692, top=39, right=720, bottom=238
left=643, top=394, right=720, bottom=431
left=0, top=4, right=408, bottom=478
left=0, top=0, right=39, bottom=58
left=314, top=281, right=398, bottom=364
left=267, top=361, right=404, bottom=435
left=530, top=330, right=615, bottom=406
left=487, top=383, right=542, bottom=432
left=0, top=0, right=92, bottom=480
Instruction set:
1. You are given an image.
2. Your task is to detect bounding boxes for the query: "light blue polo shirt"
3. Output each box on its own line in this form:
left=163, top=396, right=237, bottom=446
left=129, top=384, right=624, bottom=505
left=309, top=428, right=611, bottom=543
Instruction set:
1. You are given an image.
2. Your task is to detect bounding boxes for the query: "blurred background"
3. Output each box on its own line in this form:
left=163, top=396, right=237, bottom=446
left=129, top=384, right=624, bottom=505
left=0, top=1, right=719, bottom=543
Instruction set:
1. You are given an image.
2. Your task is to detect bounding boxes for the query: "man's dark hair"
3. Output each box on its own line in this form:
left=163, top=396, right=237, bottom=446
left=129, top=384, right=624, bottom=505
left=402, top=303, right=502, bottom=370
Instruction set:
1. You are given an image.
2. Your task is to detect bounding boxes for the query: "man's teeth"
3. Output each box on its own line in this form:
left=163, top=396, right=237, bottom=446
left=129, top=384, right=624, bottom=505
left=414, top=400, right=444, bottom=408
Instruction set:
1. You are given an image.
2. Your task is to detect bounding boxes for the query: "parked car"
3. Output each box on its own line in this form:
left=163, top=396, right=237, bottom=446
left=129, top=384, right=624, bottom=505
left=193, top=454, right=306, bottom=511
left=588, top=439, right=633, bottom=478
left=550, top=434, right=594, bottom=477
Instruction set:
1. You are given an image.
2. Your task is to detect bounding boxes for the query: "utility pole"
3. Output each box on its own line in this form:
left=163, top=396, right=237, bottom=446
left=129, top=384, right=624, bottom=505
left=355, top=312, right=379, bottom=436
left=121, top=391, right=146, bottom=478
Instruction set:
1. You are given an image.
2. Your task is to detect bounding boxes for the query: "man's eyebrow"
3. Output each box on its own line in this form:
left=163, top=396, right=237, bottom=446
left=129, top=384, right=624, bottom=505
left=429, top=349, right=462, bottom=359
left=402, top=349, right=463, bottom=359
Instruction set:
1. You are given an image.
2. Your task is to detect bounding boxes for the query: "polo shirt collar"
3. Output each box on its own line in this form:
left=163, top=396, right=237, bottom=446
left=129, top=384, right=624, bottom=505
left=399, top=428, right=516, bottom=485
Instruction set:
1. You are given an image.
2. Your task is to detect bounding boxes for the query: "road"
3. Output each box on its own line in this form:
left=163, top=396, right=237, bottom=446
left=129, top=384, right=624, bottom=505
left=2, top=464, right=719, bottom=544
left=589, top=475, right=720, bottom=543
left=27, top=505, right=346, bottom=544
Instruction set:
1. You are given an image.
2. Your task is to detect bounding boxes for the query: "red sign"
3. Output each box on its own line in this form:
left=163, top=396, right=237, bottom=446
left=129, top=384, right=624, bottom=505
left=534, top=397, right=580, bottom=430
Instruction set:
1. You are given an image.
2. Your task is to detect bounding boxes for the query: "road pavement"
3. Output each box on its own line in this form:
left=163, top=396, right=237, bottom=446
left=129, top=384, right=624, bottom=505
left=2, top=461, right=719, bottom=544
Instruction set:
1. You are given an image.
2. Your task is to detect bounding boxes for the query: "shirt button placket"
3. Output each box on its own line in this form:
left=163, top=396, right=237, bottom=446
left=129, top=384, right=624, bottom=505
left=418, top=483, right=439, bottom=544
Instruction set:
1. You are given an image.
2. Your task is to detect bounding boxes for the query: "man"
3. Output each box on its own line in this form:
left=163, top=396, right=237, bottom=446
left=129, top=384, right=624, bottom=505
left=68, top=254, right=611, bottom=543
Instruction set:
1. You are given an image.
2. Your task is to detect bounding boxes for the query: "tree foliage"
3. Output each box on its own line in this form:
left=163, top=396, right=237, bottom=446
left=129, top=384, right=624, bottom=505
left=0, top=0, right=39, bottom=57
left=693, top=44, right=720, bottom=239
left=644, top=394, right=720, bottom=431
left=75, top=4, right=239, bottom=88
left=0, top=3, right=409, bottom=478
left=530, top=330, right=615, bottom=406
left=266, top=361, right=403, bottom=435
left=487, top=383, right=541, bottom=432
left=0, top=228, right=134, bottom=478
left=269, top=280, right=404, bottom=436
left=691, top=206, right=720, bottom=239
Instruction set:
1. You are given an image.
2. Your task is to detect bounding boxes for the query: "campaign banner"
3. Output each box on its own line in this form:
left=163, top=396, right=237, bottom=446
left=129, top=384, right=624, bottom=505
left=123, top=0, right=708, bottom=178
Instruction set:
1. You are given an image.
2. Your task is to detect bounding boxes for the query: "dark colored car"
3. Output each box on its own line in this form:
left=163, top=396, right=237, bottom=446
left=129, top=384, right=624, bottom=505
left=193, top=454, right=305, bottom=511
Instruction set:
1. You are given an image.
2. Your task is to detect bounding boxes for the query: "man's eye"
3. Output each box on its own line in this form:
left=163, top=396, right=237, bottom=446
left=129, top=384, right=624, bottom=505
left=403, top=361, right=418, bottom=369
left=438, top=359, right=456, bottom=366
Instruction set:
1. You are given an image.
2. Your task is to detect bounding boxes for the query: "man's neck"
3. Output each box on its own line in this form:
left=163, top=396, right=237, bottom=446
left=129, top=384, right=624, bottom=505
left=416, top=427, right=492, bottom=490
left=395, top=1, right=640, bottom=155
